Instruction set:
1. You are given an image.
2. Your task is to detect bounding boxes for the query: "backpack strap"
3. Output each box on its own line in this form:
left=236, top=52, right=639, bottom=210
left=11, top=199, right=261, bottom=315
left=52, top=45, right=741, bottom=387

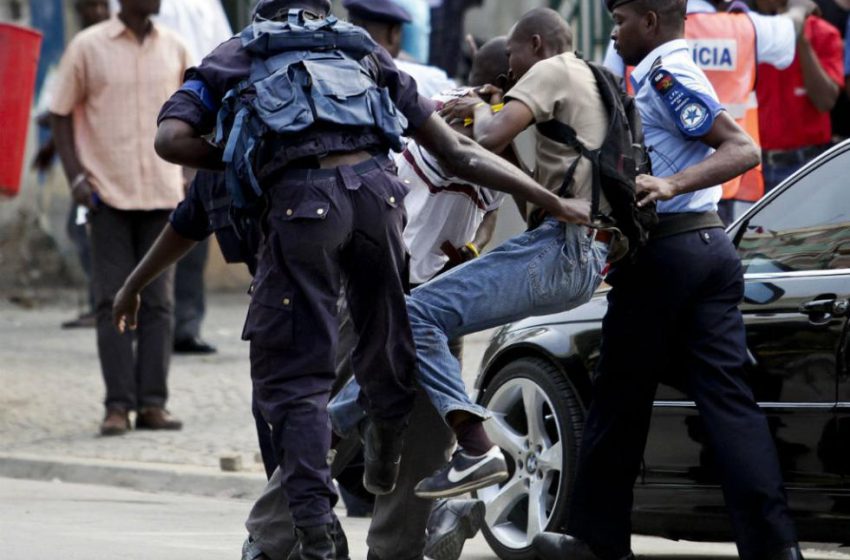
left=536, top=119, right=601, bottom=219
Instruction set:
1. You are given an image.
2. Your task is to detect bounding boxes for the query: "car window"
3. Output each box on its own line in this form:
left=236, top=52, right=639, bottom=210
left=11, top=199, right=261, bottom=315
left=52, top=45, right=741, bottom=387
left=737, top=148, right=850, bottom=274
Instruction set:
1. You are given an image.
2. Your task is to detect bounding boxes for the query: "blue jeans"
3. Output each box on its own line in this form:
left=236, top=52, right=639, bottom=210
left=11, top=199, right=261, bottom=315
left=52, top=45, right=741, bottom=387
left=329, top=219, right=608, bottom=434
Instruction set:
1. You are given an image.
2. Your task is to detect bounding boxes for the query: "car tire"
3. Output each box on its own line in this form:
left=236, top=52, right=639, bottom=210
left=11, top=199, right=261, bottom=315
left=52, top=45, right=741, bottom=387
left=475, top=356, right=584, bottom=560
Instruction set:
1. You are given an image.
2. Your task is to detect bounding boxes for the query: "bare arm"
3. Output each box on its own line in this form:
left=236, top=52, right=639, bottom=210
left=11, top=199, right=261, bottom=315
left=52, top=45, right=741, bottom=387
left=439, top=90, right=534, bottom=155
left=113, top=226, right=199, bottom=332
left=51, top=113, right=97, bottom=209
left=636, top=111, right=760, bottom=207
left=786, top=0, right=819, bottom=37
left=412, top=114, right=590, bottom=224
left=155, top=118, right=225, bottom=170
left=798, top=31, right=841, bottom=112
left=471, top=209, right=499, bottom=251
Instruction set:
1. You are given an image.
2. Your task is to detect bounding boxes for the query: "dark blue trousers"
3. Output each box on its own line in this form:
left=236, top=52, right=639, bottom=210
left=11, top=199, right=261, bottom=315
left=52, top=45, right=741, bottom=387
left=567, top=227, right=797, bottom=560
left=244, top=156, right=418, bottom=527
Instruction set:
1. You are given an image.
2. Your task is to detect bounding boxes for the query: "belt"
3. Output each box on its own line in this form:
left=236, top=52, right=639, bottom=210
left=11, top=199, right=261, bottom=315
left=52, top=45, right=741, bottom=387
left=653, top=211, right=724, bottom=239
left=587, top=226, right=613, bottom=245
left=762, top=144, right=830, bottom=167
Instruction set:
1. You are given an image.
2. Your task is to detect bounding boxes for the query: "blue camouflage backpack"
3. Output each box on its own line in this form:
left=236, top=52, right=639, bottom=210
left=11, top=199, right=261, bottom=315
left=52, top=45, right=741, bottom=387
left=215, top=10, right=409, bottom=210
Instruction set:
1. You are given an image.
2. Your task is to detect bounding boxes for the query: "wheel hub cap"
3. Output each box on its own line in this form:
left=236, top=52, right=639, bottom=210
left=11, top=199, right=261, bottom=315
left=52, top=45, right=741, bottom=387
left=526, top=453, right=538, bottom=474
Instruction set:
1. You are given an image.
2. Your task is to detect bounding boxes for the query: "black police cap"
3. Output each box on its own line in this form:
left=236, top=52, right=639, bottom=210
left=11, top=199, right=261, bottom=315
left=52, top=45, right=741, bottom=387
left=254, top=0, right=331, bottom=19
left=341, top=0, right=412, bottom=24
left=605, top=0, right=639, bottom=11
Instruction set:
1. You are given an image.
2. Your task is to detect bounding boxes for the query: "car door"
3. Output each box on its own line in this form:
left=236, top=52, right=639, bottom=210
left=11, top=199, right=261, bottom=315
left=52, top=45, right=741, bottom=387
left=637, top=143, right=850, bottom=527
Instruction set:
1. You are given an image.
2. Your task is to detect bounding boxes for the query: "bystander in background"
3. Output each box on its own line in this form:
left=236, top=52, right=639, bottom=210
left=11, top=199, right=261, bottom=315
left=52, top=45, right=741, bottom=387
left=50, top=0, right=192, bottom=436
left=343, top=0, right=456, bottom=98
left=753, top=0, right=846, bottom=190
left=110, top=0, right=233, bottom=355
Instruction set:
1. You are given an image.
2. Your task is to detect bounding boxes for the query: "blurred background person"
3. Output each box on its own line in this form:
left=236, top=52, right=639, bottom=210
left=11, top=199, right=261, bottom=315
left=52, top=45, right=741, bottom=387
left=50, top=0, right=192, bottom=436
left=111, top=0, right=234, bottom=355
left=343, top=0, right=456, bottom=98
left=753, top=0, right=846, bottom=191
left=813, top=0, right=850, bottom=142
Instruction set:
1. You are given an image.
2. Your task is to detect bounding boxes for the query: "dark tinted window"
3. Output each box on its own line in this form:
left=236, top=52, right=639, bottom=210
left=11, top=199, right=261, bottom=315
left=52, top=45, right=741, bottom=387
left=737, top=147, right=850, bottom=274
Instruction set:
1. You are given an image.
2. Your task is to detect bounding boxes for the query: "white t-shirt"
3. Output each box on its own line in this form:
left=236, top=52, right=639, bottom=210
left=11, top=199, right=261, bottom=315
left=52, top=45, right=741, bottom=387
left=110, top=0, right=233, bottom=65
left=395, top=59, right=458, bottom=99
left=603, top=0, right=796, bottom=75
left=400, top=88, right=506, bottom=284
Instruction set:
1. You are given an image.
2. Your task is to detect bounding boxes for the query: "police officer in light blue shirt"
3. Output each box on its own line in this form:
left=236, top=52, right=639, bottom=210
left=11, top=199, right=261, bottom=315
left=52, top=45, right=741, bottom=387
left=628, top=37, right=725, bottom=213
left=532, top=0, right=806, bottom=560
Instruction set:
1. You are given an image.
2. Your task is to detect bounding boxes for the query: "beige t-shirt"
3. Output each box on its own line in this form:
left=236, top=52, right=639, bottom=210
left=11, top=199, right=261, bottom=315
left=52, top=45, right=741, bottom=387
left=506, top=52, right=612, bottom=218
left=50, top=18, right=191, bottom=211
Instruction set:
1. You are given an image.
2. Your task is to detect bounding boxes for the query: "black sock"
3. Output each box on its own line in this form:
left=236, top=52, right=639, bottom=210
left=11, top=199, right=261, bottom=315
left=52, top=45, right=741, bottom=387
left=453, top=418, right=494, bottom=457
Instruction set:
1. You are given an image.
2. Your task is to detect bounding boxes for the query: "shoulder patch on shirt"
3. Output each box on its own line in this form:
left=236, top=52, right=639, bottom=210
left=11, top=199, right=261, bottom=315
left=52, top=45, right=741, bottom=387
left=180, top=79, right=219, bottom=112
left=649, top=67, right=716, bottom=138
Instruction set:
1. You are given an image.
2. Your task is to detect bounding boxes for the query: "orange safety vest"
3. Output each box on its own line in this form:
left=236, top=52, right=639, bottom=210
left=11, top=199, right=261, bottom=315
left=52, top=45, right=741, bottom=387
left=624, top=11, right=764, bottom=201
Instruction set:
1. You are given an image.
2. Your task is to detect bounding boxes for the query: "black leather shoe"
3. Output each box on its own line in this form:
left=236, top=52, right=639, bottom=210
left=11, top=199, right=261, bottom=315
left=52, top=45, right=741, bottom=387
left=173, top=336, right=217, bottom=354
left=361, top=420, right=405, bottom=495
left=424, top=499, right=485, bottom=560
left=292, top=524, right=335, bottom=560
left=329, top=516, right=350, bottom=560
left=532, top=532, right=635, bottom=560
left=242, top=536, right=270, bottom=560
left=286, top=517, right=349, bottom=560
left=768, top=545, right=804, bottom=560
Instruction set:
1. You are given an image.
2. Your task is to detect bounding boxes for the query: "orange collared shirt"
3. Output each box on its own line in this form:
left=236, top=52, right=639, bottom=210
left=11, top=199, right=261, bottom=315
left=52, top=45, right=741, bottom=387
left=50, top=17, right=192, bottom=211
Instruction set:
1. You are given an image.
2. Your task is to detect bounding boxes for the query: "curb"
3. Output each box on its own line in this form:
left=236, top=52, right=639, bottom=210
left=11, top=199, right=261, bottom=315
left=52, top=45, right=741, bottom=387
left=0, top=453, right=266, bottom=499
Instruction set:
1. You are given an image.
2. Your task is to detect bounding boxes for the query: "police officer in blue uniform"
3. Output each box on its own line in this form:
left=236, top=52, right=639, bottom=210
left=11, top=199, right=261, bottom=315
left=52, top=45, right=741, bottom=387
left=533, top=1, right=804, bottom=560
left=152, top=1, right=589, bottom=557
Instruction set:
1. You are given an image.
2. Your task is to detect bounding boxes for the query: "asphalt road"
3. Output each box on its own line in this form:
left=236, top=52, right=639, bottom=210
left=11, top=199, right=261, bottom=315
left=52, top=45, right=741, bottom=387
left=3, top=478, right=849, bottom=560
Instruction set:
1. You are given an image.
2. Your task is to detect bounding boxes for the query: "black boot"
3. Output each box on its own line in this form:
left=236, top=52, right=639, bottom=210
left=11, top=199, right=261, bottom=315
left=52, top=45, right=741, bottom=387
left=330, top=516, right=350, bottom=560
left=292, top=524, right=335, bottom=560
left=286, top=517, right=349, bottom=560
left=362, top=420, right=405, bottom=495
left=532, top=532, right=635, bottom=560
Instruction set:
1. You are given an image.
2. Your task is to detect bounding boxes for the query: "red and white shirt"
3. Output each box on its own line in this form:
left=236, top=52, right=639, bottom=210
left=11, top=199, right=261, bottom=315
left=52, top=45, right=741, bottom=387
left=399, top=88, right=506, bottom=284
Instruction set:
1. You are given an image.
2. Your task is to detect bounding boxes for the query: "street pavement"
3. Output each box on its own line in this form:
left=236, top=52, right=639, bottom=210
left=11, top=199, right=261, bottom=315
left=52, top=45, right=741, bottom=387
left=1, top=291, right=849, bottom=559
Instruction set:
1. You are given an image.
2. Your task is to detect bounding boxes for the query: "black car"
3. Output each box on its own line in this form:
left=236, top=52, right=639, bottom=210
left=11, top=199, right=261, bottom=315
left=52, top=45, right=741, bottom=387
left=472, top=140, right=850, bottom=560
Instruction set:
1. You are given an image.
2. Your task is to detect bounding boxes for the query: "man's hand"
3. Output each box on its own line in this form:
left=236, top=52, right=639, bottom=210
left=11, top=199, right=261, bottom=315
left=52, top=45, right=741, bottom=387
left=72, top=177, right=99, bottom=210
left=113, top=286, right=141, bottom=333
left=550, top=198, right=592, bottom=224
left=476, top=84, right=505, bottom=106
left=440, top=93, right=486, bottom=124
left=636, top=174, right=677, bottom=207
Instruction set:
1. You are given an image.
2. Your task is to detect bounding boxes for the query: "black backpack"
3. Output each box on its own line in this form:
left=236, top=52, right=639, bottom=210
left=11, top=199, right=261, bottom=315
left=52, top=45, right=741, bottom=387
left=536, top=57, right=657, bottom=261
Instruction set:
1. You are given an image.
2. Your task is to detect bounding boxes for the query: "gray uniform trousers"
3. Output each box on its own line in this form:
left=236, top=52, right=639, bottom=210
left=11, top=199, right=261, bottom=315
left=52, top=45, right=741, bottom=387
left=245, top=297, right=454, bottom=560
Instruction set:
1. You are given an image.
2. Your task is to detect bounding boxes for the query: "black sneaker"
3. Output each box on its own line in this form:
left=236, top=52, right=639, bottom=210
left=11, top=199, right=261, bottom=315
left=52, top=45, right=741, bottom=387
left=414, top=446, right=508, bottom=499
left=424, top=499, right=486, bottom=560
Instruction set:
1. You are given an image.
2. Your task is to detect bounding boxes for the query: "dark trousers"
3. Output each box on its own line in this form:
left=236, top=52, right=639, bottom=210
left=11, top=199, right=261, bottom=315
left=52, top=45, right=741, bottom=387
left=567, top=228, right=797, bottom=560
left=89, top=205, right=174, bottom=412
left=174, top=238, right=209, bottom=341
left=245, top=388, right=453, bottom=560
left=66, top=203, right=94, bottom=311
left=244, top=156, right=418, bottom=527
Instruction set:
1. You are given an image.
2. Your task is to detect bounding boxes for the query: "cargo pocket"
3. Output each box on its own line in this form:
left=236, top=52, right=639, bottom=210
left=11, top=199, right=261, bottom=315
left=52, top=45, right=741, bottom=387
left=242, top=277, right=295, bottom=350
left=253, top=69, right=314, bottom=133
left=304, top=57, right=373, bottom=126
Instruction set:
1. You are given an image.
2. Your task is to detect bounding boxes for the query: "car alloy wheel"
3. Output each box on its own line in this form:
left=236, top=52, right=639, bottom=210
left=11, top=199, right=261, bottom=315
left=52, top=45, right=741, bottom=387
left=475, top=357, right=584, bottom=560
